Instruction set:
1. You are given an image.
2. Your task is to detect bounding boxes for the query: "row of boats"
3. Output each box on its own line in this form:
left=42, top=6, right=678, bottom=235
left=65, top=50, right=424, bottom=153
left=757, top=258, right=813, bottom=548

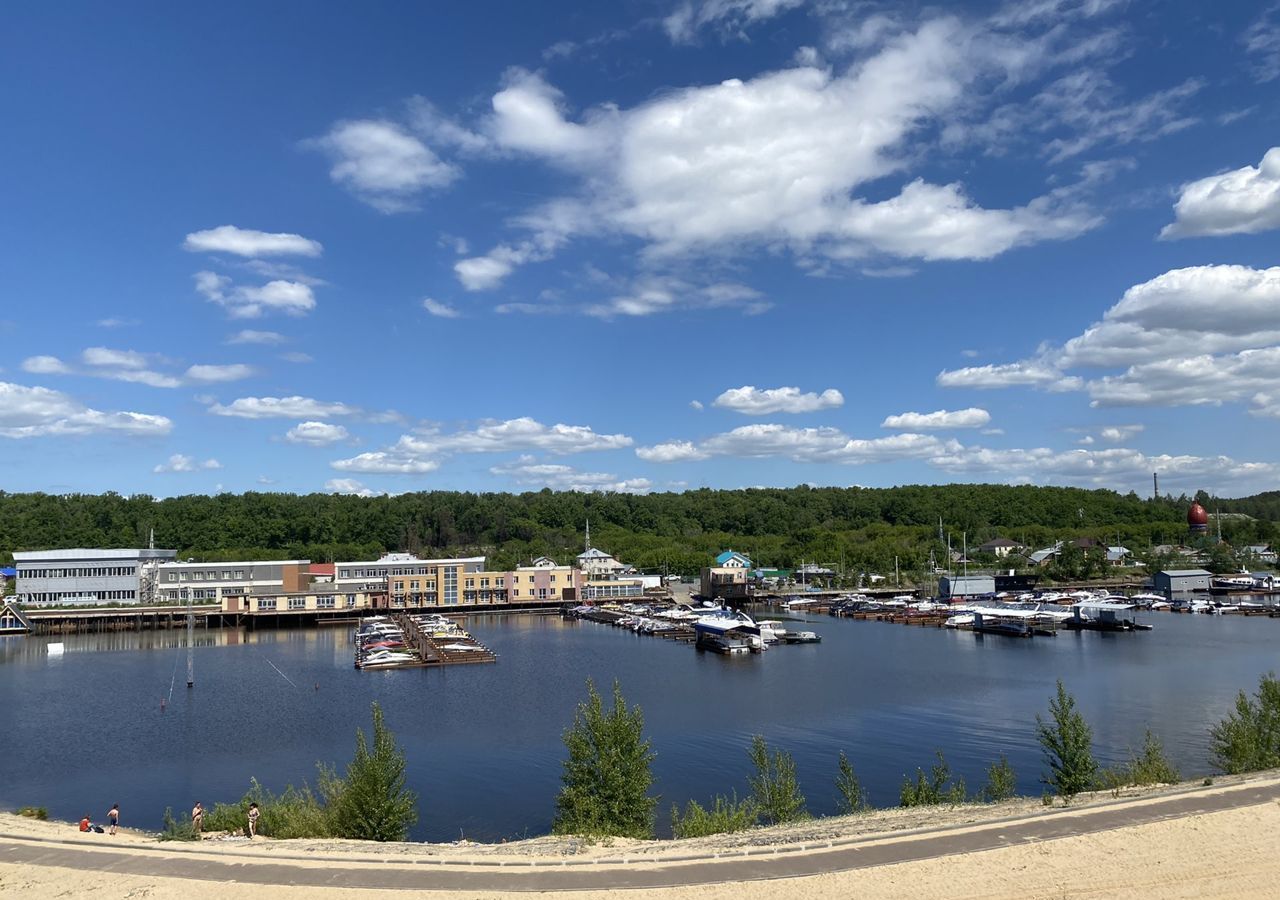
left=354, top=616, right=418, bottom=669
left=354, top=613, right=489, bottom=669
left=564, top=602, right=821, bottom=655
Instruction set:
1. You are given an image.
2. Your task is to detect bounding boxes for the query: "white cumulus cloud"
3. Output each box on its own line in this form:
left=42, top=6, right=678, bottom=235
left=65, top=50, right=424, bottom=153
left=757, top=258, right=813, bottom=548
left=208, top=396, right=360, bottom=419
left=638, top=424, right=954, bottom=465
left=454, top=18, right=1102, bottom=296
left=313, top=120, right=459, bottom=213
left=421, top=297, right=461, bottom=318
left=285, top=421, right=350, bottom=446
left=21, top=356, right=70, bottom=375
left=227, top=330, right=286, bottom=345
left=185, top=364, right=254, bottom=383
left=153, top=454, right=222, bottom=474
left=491, top=455, right=652, bottom=493
left=332, top=417, right=633, bottom=475
left=881, top=408, right=991, bottom=429
left=1161, top=147, right=1280, bottom=239
left=195, top=272, right=316, bottom=319
left=183, top=225, right=323, bottom=258
left=325, top=477, right=382, bottom=497
left=0, top=381, right=172, bottom=439
left=937, top=361, right=1082, bottom=391
left=713, top=385, right=844, bottom=415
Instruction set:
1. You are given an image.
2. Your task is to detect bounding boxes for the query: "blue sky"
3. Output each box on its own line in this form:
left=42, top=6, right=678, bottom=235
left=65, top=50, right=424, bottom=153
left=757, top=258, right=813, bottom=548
left=2, top=0, right=1279, bottom=498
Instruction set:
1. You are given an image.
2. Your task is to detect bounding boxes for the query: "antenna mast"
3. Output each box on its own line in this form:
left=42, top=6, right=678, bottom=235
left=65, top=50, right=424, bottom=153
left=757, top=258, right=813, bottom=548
left=185, top=586, right=194, bottom=688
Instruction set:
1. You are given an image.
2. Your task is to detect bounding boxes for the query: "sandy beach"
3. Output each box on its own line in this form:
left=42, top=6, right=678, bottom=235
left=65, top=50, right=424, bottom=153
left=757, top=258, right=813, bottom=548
left=2, top=772, right=1278, bottom=898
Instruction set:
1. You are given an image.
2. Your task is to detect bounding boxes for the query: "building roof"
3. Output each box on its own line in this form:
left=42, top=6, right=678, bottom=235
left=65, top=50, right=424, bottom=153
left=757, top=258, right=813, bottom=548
left=577, top=548, right=617, bottom=561
left=335, top=555, right=486, bottom=568
left=12, top=548, right=178, bottom=561
left=0, top=567, right=16, bottom=578
left=161, top=559, right=309, bottom=568
left=979, top=538, right=1021, bottom=548
left=944, top=575, right=996, bottom=585
left=716, top=550, right=752, bottom=566
left=1158, top=569, right=1213, bottom=577
left=308, top=563, right=336, bottom=576
left=1028, top=548, right=1059, bottom=564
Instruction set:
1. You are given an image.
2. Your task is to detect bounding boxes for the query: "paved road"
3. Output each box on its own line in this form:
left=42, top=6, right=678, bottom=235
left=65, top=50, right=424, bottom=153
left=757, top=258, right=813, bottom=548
left=3, top=780, right=1278, bottom=893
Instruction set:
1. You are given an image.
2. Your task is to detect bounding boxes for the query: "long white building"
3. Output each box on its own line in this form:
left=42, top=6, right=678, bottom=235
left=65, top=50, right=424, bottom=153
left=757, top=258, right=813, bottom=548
left=13, top=547, right=178, bottom=605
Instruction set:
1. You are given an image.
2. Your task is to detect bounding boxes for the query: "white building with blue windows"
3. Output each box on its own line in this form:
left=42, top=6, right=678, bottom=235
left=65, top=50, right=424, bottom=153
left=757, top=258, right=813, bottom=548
left=13, top=547, right=178, bottom=605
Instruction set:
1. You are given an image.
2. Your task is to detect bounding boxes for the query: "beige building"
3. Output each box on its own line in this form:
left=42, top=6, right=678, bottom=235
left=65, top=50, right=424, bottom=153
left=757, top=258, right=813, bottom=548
left=700, top=550, right=753, bottom=601
left=221, top=587, right=384, bottom=615
left=158, top=560, right=309, bottom=603
left=510, top=557, right=583, bottom=604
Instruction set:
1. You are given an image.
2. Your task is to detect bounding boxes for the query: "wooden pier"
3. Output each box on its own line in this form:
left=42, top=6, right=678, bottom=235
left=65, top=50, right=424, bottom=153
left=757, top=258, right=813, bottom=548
left=567, top=607, right=698, bottom=642
left=395, top=613, right=497, bottom=666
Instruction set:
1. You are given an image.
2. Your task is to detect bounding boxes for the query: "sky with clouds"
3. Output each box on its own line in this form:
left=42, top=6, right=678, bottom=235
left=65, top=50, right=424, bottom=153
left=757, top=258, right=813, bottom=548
left=2, top=0, right=1279, bottom=498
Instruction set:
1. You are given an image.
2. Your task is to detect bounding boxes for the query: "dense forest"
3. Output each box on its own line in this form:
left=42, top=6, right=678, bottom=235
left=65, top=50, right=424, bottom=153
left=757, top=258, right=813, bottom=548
left=2, top=485, right=1275, bottom=579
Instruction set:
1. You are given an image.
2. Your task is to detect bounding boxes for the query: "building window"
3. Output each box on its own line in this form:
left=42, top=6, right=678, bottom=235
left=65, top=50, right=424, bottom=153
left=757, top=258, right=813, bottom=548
left=167, top=574, right=177, bottom=582
left=179, top=573, right=187, bottom=581
left=288, top=597, right=306, bottom=610
left=257, top=598, right=277, bottom=611
left=234, top=570, right=245, bottom=580
left=444, top=567, right=458, bottom=605
left=550, top=574, right=557, bottom=583
left=221, top=571, right=232, bottom=580
left=346, top=594, right=357, bottom=608
left=317, top=596, right=335, bottom=609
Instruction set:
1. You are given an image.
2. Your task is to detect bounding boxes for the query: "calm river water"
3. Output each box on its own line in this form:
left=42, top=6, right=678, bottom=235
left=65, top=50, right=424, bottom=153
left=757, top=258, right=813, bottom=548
left=1, top=608, right=1276, bottom=841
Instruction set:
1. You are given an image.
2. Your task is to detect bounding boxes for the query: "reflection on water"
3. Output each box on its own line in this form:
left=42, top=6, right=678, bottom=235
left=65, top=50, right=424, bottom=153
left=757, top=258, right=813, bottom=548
left=1, top=610, right=1276, bottom=841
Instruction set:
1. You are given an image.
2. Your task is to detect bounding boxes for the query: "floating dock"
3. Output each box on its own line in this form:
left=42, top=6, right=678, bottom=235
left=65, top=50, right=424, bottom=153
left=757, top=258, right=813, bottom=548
left=354, top=613, right=497, bottom=670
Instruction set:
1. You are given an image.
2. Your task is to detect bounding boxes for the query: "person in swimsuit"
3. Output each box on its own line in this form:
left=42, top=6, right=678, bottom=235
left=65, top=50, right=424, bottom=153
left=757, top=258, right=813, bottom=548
left=247, top=802, right=259, bottom=838
left=191, top=802, right=204, bottom=835
left=107, top=804, right=119, bottom=835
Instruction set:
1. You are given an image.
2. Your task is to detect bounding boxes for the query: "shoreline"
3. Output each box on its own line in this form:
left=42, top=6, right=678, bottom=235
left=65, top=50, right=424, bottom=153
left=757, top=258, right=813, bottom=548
left=3, top=770, right=1279, bottom=897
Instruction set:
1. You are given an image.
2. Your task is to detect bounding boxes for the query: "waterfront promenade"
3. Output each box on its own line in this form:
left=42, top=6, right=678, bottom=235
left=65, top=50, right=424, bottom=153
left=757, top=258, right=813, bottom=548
left=2, top=773, right=1278, bottom=898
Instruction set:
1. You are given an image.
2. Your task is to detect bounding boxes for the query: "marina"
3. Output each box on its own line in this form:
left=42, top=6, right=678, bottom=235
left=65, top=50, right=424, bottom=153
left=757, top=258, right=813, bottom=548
left=2, top=605, right=1278, bottom=842
left=355, top=614, right=497, bottom=669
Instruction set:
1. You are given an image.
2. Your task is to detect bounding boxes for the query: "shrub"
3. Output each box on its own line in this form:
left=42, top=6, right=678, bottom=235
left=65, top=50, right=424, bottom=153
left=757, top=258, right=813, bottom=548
left=552, top=679, right=657, bottom=840
left=327, top=702, right=419, bottom=842
left=900, top=750, right=966, bottom=807
left=1123, top=730, right=1180, bottom=787
left=747, top=735, right=808, bottom=825
left=670, top=792, right=758, bottom=838
left=981, top=755, right=1018, bottom=803
left=1036, top=680, right=1098, bottom=800
left=159, top=807, right=199, bottom=841
left=1209, top=672, right=1280, bottom=775
left=15, top=806, right=47, bottom=820
left=834, top=751, right=870, bottom=814
left=203, top=779, right=333, bottom=839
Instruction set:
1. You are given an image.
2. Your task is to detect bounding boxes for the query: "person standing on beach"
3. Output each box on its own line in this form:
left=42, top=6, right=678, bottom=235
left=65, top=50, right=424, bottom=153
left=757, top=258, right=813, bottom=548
left=191, top=802, right=204, bottom=836
left=247, top=802, right=259, bottom=839
left=107, top=804, right=119, bottom=835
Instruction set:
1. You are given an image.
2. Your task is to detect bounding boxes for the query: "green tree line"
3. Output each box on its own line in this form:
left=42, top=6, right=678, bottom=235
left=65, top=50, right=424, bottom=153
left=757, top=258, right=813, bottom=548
left=5, top=484, right=1273, bottom=575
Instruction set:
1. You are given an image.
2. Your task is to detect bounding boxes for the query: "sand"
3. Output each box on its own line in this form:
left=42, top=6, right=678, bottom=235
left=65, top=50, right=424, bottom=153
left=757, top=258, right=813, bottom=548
left=2, top=774, right=1278, bottom=898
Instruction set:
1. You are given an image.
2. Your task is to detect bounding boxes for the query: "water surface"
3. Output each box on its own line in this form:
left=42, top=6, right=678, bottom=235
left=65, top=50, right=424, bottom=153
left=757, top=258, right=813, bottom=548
left=1, top=609, right=1275, bottom=840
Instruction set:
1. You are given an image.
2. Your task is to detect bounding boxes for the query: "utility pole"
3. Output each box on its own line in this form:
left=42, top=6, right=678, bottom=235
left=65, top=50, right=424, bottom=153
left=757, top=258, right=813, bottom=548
left=185, top=586, right=194, bottom=689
